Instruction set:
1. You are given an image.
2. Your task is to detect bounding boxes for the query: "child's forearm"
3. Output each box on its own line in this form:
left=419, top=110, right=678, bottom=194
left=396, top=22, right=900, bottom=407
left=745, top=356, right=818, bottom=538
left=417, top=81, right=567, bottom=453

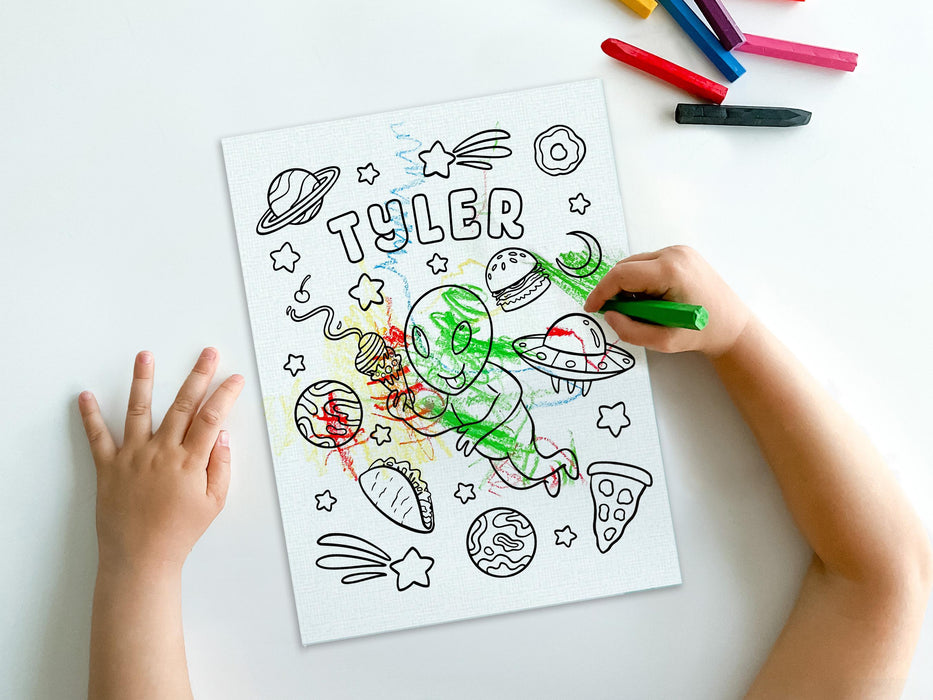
left=711, top=317, right=932, bottom=587
left=89, top=563, right=192, bottom=700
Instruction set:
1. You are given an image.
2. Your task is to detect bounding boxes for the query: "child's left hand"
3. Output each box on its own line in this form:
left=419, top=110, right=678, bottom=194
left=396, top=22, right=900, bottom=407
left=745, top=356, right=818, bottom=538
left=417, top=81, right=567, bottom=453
left=78, top=348, right=243, bottom=576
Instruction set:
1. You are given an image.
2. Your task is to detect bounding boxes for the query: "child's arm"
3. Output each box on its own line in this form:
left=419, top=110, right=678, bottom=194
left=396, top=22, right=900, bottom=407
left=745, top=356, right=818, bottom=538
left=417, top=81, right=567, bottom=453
left=79, top=348, right=243, bottom=700
left=586, top=247, right=933, bottom=698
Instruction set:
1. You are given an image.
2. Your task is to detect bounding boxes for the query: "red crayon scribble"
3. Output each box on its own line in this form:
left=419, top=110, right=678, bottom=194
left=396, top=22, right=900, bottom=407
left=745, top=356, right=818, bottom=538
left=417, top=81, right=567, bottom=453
left=384, top=323, right=406, bottom=348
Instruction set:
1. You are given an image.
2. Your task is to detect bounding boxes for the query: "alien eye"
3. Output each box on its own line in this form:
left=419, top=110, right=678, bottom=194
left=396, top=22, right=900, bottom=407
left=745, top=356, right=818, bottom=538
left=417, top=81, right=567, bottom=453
left=411, top=325, right=430, bottom=358
left=451, top=320, right=472, bottom=355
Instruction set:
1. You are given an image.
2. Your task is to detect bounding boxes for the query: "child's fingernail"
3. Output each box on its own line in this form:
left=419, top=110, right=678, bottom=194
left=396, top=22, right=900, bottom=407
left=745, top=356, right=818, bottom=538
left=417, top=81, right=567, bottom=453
left=139, top=351, right=152, bottom=364
left=219, top=430, right=229, bottom=447
left=202, top=347, right=217, bottom=360
left=231, top=374, right=245, bottom=384
left=79, top=390, right=93, bottom=402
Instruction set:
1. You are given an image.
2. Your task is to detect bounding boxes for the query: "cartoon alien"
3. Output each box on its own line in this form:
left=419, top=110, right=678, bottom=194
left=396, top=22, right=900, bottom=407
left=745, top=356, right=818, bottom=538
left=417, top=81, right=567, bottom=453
left=388, top=285, right=578, bottom=497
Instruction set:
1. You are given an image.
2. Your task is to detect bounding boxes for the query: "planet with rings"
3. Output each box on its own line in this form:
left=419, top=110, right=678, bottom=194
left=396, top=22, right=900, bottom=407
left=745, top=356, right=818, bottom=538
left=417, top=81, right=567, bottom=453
left=256, top=166, right=340, bottom=235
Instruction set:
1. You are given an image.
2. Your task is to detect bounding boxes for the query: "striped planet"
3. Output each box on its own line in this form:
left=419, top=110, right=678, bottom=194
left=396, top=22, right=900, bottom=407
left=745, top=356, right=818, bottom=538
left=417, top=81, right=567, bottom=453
left=466, top=507, right=537, bottom=578
left=256, top=166, right=340, bottom=235
left=294, top=380, right=362, bottom=449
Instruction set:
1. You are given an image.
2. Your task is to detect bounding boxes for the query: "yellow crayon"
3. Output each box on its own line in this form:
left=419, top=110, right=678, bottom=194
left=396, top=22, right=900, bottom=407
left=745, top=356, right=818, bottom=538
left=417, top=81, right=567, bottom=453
left=618, top=0, right=658, bottom=19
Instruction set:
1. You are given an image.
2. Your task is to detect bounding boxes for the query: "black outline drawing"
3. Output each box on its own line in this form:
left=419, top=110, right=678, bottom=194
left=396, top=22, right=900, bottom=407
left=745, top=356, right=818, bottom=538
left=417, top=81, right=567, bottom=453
left=357, top=162, right=379, bottom=185
left=412, top=193, right=445, bottom=244
left=466, top=507, right=537, bottom=578
left=359, top=457, right=434, bottom=533
left=367, top=200, right=409, bottom=253
left=293, top=274, right=312, bottom=303
left=587, top=462, right=653, bottom=554
left=426, top=252, right=448, bottom=275
left=387, top=285, right=578, bottom=497
left=555, top=231, right=602, bottom=279
left=513, top=314, right=636, bottom=395
left=315, top=534, right=433, bottom=590
left=389, top=547, right=435, bottom=591
left=256, top=166, right=340, bottom=235
left=270, top=241, right=300, bottom=272
left=294, top=380, right=363, bottom=449
left=454, top=482, right=476, bottom=504
left=485, top=247, right=551, bottom=312
left=597, top=401, right=631, bottom=437
left=419, top=140, right=456, bottom=178
left=315, top=489, right=337, bottom=512
left=419, top=129, right=512, bottom=178
left=568, top=193, right=591, bottom=215
left=533, top=125, right=586, bottom=177
left=326, top=211, right=364, bottom=263
left=285, top=305, right=413, bottom=412
left=347, top=272, right=385, bottom=311
left=370, top=423, right=392, bottom=446
left=554, top=525, right=577, bottom=548
left=283, top=353, right=306, bottom=377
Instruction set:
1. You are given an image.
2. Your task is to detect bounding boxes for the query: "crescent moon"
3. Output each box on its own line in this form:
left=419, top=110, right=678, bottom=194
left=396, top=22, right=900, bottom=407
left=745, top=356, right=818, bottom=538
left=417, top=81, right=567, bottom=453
left=556, top=231, right=603, bottom=279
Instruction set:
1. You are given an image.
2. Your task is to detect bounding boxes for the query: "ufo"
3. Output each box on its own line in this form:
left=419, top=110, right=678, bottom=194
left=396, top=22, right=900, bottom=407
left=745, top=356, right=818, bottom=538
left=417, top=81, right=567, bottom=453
left=513, top=313, right=635, bottom=395
left=256, top=166, right=340, bottom=235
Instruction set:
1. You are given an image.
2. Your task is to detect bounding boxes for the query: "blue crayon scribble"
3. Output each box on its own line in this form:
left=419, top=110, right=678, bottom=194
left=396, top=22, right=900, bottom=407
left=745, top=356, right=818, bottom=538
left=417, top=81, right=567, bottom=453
left=373, top=121, right=426, bottom=309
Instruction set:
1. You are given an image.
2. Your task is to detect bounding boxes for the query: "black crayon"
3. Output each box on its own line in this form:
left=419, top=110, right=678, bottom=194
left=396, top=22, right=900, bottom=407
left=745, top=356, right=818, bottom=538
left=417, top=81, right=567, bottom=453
left=675, top=103, right=812, bottom=127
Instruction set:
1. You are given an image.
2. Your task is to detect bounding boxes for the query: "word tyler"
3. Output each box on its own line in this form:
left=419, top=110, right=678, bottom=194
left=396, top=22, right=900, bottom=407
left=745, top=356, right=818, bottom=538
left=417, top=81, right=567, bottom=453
left=326, top=187, right=524, bottom=263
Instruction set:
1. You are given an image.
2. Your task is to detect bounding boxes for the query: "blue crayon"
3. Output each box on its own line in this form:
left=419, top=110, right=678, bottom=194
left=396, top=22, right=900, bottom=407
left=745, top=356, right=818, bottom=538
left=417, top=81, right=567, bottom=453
left=657, top=0, right=746, bottom=82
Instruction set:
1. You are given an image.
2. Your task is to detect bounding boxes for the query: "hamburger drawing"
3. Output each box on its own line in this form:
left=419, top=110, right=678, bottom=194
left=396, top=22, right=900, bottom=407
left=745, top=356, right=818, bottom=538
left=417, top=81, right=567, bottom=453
left=484, top=247, right=551, bottom=312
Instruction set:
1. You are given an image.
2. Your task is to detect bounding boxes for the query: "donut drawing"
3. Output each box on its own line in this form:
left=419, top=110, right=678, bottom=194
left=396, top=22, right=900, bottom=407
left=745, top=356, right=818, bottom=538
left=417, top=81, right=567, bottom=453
left=533, top=125, right=586, bottom=176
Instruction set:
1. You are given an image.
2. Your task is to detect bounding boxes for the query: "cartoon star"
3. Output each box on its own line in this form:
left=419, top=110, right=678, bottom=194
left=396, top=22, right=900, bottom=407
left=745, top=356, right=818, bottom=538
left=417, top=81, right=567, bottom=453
left=357, top=162, right=379, bottom=185
left=370, top=423, right=392, bottom=446
left=554, top=525, right=577, bottom=548
left=426, top=252, right=448, bottom=275
left=569, top=193, right=591, bottom=215
left=597, top=401, right=631, bottom=437
left=418, top=140, right=455, bottom=178
left=454, top=482, right=476, bottom=504
left=315, top=490, right=337, bottom=512
left=348, top=273, right=385, bottom=311
left=270, top=242, right=300, bottom=272
left=390, top=547, right=434, bottom=591
left=283, top=353, right=305, bottom=377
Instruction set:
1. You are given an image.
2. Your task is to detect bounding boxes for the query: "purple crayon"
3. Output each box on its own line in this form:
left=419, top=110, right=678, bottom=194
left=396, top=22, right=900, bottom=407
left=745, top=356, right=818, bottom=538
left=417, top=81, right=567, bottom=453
left=694, top=0, right=745, bottom=51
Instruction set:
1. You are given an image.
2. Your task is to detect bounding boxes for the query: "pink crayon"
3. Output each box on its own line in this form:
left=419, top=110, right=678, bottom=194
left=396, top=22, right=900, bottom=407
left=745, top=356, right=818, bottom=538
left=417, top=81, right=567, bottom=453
left=736, top=33, right=858, bottom=72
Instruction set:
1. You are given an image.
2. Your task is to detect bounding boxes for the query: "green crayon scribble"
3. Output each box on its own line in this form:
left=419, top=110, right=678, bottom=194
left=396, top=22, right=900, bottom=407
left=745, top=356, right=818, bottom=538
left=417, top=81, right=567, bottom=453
left=537, top=250, right=613, bottom=306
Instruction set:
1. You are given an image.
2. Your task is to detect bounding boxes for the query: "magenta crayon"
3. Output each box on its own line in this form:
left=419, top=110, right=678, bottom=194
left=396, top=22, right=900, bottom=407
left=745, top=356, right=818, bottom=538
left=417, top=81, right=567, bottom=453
left=736, top=34, right=858, bottom=72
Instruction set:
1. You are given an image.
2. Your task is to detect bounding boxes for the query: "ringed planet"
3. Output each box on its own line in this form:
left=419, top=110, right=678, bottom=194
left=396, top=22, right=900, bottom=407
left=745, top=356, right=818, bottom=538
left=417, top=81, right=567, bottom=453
left=256, top=166, right=340, bottom=235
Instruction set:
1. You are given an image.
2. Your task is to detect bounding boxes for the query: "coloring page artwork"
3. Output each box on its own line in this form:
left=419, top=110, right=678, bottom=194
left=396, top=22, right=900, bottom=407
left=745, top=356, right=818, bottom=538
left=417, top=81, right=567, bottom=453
left=223, top=80, right=681, bottom=645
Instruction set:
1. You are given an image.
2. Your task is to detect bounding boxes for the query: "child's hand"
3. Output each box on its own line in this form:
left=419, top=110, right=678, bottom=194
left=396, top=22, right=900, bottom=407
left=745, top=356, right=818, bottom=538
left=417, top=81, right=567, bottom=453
left=584, top=246, right=751, bottom=357
left=78, top=348, right=244, bottom=575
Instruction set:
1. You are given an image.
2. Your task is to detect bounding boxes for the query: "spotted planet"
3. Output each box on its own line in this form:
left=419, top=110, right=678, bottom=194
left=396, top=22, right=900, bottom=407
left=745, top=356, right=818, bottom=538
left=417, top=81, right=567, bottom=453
left=513, top=313, right=636, bottom=395
left=466, top=508, right=537, bottom=578
left=256, top=166, right=340, bottom=235
left=294, top=380, right=363, bottom=448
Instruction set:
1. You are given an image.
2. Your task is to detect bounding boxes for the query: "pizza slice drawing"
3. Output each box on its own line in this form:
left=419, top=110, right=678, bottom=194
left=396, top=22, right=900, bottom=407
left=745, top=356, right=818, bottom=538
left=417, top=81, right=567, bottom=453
left=587, top=462, right=653, bottom=553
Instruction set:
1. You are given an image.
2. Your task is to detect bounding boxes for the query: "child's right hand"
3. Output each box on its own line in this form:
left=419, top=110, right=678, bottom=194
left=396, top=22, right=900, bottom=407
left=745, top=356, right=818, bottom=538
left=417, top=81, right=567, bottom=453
left=79, top=348, right=243, bottom=576
left=584, top=245, right=751, bottom=357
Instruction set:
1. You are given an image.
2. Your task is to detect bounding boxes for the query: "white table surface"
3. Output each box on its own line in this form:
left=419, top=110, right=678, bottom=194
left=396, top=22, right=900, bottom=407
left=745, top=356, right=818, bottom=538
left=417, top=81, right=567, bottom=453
left=2, top=1, right=931, bottom=697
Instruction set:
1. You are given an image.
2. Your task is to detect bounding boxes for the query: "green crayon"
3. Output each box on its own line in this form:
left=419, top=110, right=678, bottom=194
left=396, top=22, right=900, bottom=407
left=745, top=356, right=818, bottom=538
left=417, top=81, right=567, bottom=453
left=599, top=298, right=709, bottom=330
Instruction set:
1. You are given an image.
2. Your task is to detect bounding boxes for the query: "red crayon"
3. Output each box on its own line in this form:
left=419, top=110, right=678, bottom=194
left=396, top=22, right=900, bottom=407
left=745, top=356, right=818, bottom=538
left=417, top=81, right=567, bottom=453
left=601, top=38, right=728, bottom=104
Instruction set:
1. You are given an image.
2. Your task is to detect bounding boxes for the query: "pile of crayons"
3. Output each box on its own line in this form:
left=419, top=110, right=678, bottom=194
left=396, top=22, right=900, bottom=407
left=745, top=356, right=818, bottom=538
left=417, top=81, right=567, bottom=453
left=605, top=0, right=858, bottom=127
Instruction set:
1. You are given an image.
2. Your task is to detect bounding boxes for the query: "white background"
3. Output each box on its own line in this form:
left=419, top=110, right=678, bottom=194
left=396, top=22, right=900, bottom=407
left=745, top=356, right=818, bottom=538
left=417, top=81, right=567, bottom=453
left=1, top=0, right=930, bottom=698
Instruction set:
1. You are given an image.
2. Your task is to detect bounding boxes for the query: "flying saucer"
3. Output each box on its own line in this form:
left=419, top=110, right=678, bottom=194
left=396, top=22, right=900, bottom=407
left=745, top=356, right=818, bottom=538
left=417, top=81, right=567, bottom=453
left=513, top=313, right=635, bottom=395
left=256, top=166, right=340, bottom=235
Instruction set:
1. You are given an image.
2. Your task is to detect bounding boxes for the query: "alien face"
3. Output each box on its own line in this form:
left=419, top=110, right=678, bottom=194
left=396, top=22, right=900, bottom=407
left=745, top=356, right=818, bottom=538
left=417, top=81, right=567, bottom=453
left=405, top=286, right=492, bottom=395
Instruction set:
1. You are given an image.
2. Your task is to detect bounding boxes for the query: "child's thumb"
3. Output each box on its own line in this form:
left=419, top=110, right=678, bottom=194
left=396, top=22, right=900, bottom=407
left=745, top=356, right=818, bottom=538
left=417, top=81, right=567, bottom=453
left=206, top=431, right=232, bottom=509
